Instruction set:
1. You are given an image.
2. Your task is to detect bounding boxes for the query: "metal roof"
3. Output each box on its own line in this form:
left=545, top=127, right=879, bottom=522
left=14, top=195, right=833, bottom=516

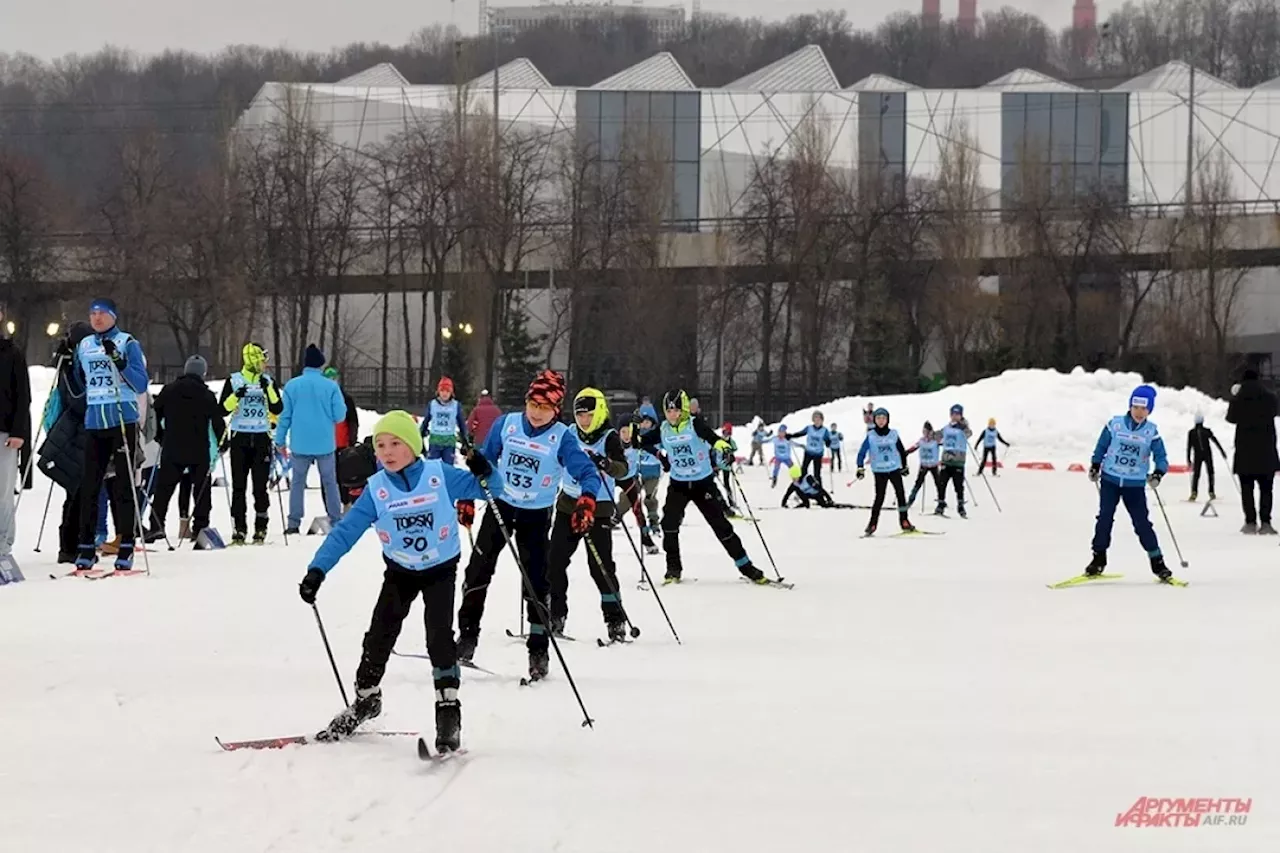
left=1253, top=74, right=1280, bottom=90
left=336, top=63, right=410, bottom=87
left=592, top=52, right=694, bottom=90
left=982, top=67, right=1081, bottom=91
left=723, top=45, right=839, bottom=92
left=1112, top=60, right=1235, bottom=92
left=468, top=58, right=550, bottom=90
left=846, top=73, right=917, bottom=92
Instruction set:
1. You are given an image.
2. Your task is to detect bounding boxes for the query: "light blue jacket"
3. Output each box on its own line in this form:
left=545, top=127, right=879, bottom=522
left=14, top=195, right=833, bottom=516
left=275, top=368, right=347, bottom=456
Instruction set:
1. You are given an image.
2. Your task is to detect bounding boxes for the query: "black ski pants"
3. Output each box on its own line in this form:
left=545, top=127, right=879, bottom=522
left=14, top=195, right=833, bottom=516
left=1192, top=456, right=1216, bottom=495
left=547, top=504, right=624, bottom=627
left=936, top=464, right=966, bottom=508
left=911, top=466, right=942, bottom=500
left=832, top=448, right=843, bottom=472
left=980, top=446, right=999, bottom=475
left=229, top=434, right=272, bottom=535
left=800, top=452, right=824, bottom=490
left=457, top=500, right=553, bottom=653
left=1239, top=473, right=1274, bottom=525
left=355, top=560, right=459, bottom=694
left=661, top=476, right=750, bottom=578
left=77, top=424, right=138, bottom=550
left=58, top=492, right=79, bottom=556
left=870, top=471, right=909, bottom=528
left=150, top=458, right=212, bottom=532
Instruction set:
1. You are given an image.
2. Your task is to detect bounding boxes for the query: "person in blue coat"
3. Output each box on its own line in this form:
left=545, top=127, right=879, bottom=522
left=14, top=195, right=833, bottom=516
left=1085, top=385, right=1173, bottom=582
left=275, top=344, right=347, bottom=533
left=298, top=410, right=498, bottom=754
left=855, top=407, right=916, bottom=536
left=73, top=298, right=150, bottom=572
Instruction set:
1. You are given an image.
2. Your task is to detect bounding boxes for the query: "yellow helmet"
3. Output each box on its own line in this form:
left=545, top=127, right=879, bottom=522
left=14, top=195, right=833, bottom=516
left=988, top=418, right=996, bottom=427
left=572, top=387, right=609, bottom=434
left=242, top=342, right=267, bottom=373
left=788, top=464, right=802, bottom=479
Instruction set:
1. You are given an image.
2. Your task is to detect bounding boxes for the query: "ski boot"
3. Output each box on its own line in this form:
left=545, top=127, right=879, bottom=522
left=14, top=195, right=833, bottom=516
left=864, top=522, right=877, bottom=536
left=316, top=686, right=382, bottom=741
left=957, top=503, right=968, bottom=519
left=74, top=544, right=97, bottom=570
left=662, top=567, right=682, bottom=585
left=178, top=518, right=191, bottom=540
left=1189, top=490, right=1198, bottom=502
left=434, top=690, right=461, bottom=753
left=1260, top=522, right=1278, bottom=535
left=1084, top=551, right=1106, bottom=577
left=933, top=501, right=946, bottom=517
left=253, top=515, right=269, bottom=544
left=1209, top=491, right=1217, bottom=501
left=605, top=618, right=627, bottom=644
left=231, top=530, right=247, bottom=546
left=899, top=516, right=916, bottom=533
left=456, top=633, right=478, bottom=664
left=527, top=648, right=549, bottom=682
left=550, top=616, right=568, bottom=639
left=114, top=544, right=135, bottom=571
left=1241, top=521, right=1259, bottom=534
left=143, top=525, right=166, bottom=544
left=737, top=560, right=766, bottom=583
left=1150, top=555, right=1172, bottom=582
left=57, top=551, right=77, bottom=565
left=641, top=527, right=659, bottom=556
left=284, top=527, right=301, bottom=536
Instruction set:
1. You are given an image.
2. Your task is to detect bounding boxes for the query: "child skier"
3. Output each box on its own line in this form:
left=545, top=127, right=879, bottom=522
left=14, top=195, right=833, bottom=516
left=791, top=410, right=832, bottom=490
left=905, top=421, right=942, bottom=506
left=632, top=390, right=771, bottom=585
left=615, top=421, right=660, bottom=554
left=455, top=370, right=602, bottom=681
left=749, top=422, right=769, bottom=466
left=546, top=388, right=631, bottom=642
left=974, top=418, right=1011, bottom=476
left=782, top=464, right=836, bottom=508
left=855, top=407, right=916, bottom=536
left=1187, top=413, right=1226, bottom=501
left=936, top=404, right=972, bottom=517
left=297, top=410, right=496, bottom=752
left=219, top=342, right=285, bottom=545
left=1085, top=385, right=1175, bottom=582
left=829, top=423, right=845, bottom=472
left=717, top=422, right=741, bottom=515
left=420, top=377, right=468, bottom=464
left=769, top=425, right=792, bottom=488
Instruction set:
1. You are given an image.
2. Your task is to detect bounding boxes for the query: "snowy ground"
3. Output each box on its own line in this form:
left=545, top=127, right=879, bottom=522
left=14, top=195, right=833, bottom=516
left=3, top=459, right=1279, bottom=852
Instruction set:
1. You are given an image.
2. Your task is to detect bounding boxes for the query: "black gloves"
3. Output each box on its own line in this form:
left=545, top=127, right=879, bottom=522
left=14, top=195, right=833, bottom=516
left=1088, top=463, right=1100, bottom=482
left=101, top=338, right=125, bottom=366
left=299, top=568, right=325, bottom=604
left=900, top=465, right=910, bottom=477
left=1148, top=471, right=1164, bottom=487
left=659, top=453, right=671, bottom=473
left=259, top=376, right=270, bottom=391
left=465, top=450, right=492, bottom=478
left=585, top=451, right=611, bottom=473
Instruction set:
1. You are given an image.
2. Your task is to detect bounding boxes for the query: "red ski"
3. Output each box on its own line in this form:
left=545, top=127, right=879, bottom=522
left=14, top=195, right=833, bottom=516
left=216, top=731, right=418, bottom=751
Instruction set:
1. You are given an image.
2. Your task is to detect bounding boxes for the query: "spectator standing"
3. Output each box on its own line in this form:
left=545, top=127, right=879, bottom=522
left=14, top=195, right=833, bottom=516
left=1225, top=368, right=1279, bottom=534
left=324, top=366, right=361, bottom=511
left=0, top=304, right=30, bottom=559
left=149, top=355, right=225, bottom=542
left=466, top=389, right=502, bottom=447
left=275, top=344, right=346, bottom=533
left=37, top=321, right=91, bottom=563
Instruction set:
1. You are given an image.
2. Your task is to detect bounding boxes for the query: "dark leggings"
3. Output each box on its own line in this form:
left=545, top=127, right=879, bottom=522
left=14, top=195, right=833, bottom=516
left=355, top=561, right=458, bottom=693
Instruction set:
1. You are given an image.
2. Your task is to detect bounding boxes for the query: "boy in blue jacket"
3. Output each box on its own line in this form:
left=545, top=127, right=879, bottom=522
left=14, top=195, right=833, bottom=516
left=298, top=410, right=498, bottom=753
left=1085, top=385, right=1174, bottom=582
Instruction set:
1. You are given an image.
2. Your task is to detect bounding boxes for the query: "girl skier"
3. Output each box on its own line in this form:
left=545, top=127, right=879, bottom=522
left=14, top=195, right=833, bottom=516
left=769, top=425, right=792, bottom=488
left=936, top=404, right=971, bottom=517
left=1186, top=413, right=1226, bottom=502
left=791, top=410, right=832, bottom=490
left=829, top=424, right=845, bottom=472
left=855, top=407, right=916, bottom=536
left=297, top=411, right=496, bottom=753
left=905, top=421, right=942, bottom=507
left=1084, top=385, right=1175, bottom=583
left=420, top=377, right=468, bottom=464
left=974, top=418, right=1011, bottom=476
left=615, top=421, right=660, bottom=554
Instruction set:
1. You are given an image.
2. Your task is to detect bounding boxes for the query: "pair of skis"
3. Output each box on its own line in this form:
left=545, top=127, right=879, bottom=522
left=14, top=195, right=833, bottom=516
left=51, top=568, right=145, bottom=580
left=215, top=729, right=465, bottom=764
left=1047, top=572, right=1189, bottom=589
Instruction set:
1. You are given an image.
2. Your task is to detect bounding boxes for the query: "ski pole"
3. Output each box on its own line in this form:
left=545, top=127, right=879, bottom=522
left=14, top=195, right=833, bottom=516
left=32, top=478, right=55, bottom=552
left=1152, top=485, right=1189, bottom=568
left=614, top=511, right=680, bottom=644
left=730, top=469, right=784, bottom=580
left=312, top=602, right=349, bottom=707
left=273, top=447, right=290, bottom=546
left=582, top=528, right=641, bottom=640
left=107, top=360, right=151, bottom=576
left=138, top=463, right=176, bottom=552
left=478, top=477, right=594, bottom=728
left=977, top=471, right=1002, bottom=513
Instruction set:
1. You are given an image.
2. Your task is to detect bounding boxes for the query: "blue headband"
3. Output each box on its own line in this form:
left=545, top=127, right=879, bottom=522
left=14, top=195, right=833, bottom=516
left=90, top=300, right=117, bottom=319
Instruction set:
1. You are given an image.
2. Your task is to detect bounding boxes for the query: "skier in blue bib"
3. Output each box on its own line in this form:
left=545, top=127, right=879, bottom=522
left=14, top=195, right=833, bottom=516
left=974, top=418, right=1011, bottom=476
left=905, top=421, right=943, bottom=506
left=769, top=425, right=792, bottom=488
left=936, top=404, right=972, bottom=517
left=298, top=410, right=497, bottom=753
left=828, top=424, right=845, bottom=472
left=1085, top=385, right=1174, bottom=582
left=790, top=410, right=832, bottom=491
left=420, top=376, right=468, bottom=465
left=855, top=407, right=916, bottom=536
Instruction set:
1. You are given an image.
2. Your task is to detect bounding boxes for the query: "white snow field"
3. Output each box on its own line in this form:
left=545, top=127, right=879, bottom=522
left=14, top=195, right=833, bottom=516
left=3, top=368, right=1279, bottom=853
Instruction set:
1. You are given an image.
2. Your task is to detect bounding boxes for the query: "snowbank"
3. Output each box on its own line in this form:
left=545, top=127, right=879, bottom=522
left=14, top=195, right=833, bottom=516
left=742, top=367, right=1232, bottom=468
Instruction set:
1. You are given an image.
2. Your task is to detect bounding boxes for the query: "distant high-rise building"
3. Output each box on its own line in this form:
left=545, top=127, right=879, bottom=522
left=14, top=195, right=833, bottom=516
left=958, top=0, right=977, bottom=34
left=1073, top=0, right=1098, bottom=57
left=922, top=0, right=941, bottom=28
left=489, top=3, right=687, bottom=38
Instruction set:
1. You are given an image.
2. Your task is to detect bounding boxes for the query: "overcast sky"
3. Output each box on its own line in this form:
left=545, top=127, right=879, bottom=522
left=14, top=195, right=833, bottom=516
left=5, top=1, right=1122, bottom=61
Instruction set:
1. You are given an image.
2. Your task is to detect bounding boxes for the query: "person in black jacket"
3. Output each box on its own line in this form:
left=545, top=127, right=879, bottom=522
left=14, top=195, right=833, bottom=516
left=37, top=322, right=92, bottom=563
left=148, top=356, right=226, bottom=541
left=1187, top=413, right=1227, bottom=501
left=0, top=308, right=31, bottom=558
left=1225, top=369, right=1280, bottom=534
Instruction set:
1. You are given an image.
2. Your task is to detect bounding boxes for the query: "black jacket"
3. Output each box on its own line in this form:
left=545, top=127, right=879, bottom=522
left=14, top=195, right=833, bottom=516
left=37, top=359, right=88, bottom=492
left=153, top=373, right=227, bottom=467
left=0, top=338, right=31, bottom=442
left=1186, top=425, right=1225, bottom=463
left=1225, top=379, right=1279, bottom=477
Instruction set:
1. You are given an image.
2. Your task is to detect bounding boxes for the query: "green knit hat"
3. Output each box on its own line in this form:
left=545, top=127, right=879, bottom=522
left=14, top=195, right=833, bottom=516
left=373, top=410, right=422, bottom=456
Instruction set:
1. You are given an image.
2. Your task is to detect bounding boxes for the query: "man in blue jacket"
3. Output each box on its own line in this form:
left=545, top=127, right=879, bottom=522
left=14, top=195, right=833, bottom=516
left=73, top=298, right=150, bottom=572
left=275, top=344, right=347, bottom=534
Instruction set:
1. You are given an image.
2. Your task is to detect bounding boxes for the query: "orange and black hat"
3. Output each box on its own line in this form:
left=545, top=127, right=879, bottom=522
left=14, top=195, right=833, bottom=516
left=526, top=369, right=566, bottom=410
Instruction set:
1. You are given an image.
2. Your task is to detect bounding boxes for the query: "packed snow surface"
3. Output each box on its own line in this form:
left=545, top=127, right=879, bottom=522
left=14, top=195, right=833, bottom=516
left=4, top=367, right=1279, bottom=852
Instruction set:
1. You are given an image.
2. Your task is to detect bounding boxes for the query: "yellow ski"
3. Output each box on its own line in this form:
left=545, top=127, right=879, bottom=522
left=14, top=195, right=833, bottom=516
left=1047, top=573, right=1124, bottom=589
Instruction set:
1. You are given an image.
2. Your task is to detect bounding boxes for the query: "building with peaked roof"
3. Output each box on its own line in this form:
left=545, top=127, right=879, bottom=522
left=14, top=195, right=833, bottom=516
left=469, top=57, right=551, bottom=90
left=983, top=68, right=1081, bottom=92
left=591, top=52, right=693, bottom=90
left=723, top=45, right=840, bottom=92
left=336, top=63, right=410, bottom=88
left=846, top=74, right=917, bottom=92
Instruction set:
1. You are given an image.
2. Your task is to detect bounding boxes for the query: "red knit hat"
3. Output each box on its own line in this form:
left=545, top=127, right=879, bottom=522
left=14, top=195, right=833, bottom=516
left=437, top=376, right=454, bottom=394
left=526, top=369, right=566, bottom=409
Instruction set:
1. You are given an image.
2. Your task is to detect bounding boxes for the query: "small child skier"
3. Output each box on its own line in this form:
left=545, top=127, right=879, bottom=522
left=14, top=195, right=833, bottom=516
left=855, top=407, right=916, bottom=536
left=298, top=410, right=497, bottom=753
left=1186, top=413, right=1226, bottom=502
left=791, top=410, right=832, bottom=491
left=905, top=421, right=942, bottom=507
left=419, top=376, right=469, bottom=464
left=936, top=404, right=972, bottom=517
left=1085, top=384, right=1174, bottom=582
left=974, top=418, right=1011, bottom=476
left=782, top=464, right=835, bottom=508
left=829, top=424, right=845, bottom=472
left=769, top=425, right=792, bottom=488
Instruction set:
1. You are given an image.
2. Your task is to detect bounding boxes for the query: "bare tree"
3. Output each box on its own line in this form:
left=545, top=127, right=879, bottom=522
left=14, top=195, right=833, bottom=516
left=0, top=147, right=62, bottom=351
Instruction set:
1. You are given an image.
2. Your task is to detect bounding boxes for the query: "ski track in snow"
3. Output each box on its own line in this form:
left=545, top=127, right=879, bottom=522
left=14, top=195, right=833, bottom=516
left=4, top=369, right=1280, bottom=852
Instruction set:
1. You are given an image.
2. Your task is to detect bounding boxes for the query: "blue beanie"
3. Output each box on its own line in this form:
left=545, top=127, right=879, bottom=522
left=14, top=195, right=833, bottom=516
left=1130, top=384, right=1156, bottom=412
left=90, top=298, right=118, bottom=319
left=950, top=403, right=964, bottom=415
left=304, top=344, right=326, bottom=369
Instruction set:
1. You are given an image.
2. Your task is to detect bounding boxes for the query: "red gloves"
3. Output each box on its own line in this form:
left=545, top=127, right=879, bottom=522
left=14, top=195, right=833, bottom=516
left=570, top=495, right=596, bottom=534
left=457, top=500, right=475, bottom=528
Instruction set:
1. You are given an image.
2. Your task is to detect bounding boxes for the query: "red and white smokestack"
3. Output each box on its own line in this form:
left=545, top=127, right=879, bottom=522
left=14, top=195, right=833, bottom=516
left=1073, top=0, right=1097, bottom=57
left=922, top=0, right=941, bottom=27
left=958, top=0, right=977, bottom=34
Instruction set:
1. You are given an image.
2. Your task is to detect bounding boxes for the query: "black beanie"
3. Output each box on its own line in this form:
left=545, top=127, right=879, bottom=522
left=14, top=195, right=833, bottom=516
left=304, top=344, right=325, bottom=369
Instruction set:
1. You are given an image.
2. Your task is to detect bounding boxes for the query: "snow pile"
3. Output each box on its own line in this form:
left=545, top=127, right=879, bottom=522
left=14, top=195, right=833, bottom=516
left=748, top=367, right=1232, bottom=467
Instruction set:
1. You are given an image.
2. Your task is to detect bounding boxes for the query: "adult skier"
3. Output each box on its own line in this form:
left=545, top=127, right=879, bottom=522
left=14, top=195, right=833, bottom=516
left=769, top=425, right=793, bottom=488
left=905, top=421, right=943, bottom=507
left=790, top=410, right=832, bottom=490
left=855, top=407, right=915, bottom=536
left=1225, top=369, right=1279, bottom=534
left=455, top=370, right=602, bottom=682
left=149, top=355, right=225, bottom=541
left=1084, top=385, right=1175, bottom=582
left=632, top=390, right=770, bottom=585
left=219, top=343, right=284, bottom=544
left=298, top=411, right=496, bottom=753
left=546, top=388, right=630, bottom=641
left=420, top=377, right=468, bottom=464
left=1186, top=413, right=1226, bottom=502
left=935, top=404, right=971, bottom=518
left=74, top=298, right=150, bottom=571
left=828, top=423, right=845, bottom=472
left=974, top=418, right=1011, bottom=476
